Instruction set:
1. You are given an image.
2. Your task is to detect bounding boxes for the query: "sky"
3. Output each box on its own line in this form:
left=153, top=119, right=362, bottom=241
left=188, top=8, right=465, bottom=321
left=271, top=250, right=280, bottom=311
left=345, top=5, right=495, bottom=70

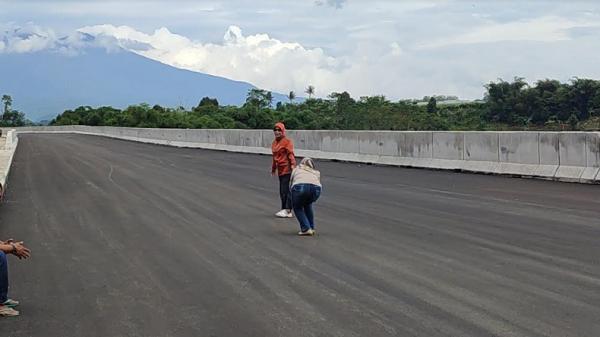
left=1, top=0, right=600, bottom=100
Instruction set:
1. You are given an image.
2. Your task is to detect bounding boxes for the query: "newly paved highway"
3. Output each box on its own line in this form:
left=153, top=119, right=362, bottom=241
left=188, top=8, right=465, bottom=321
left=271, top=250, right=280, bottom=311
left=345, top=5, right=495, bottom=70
left=1, top=134, right=599, bottom=337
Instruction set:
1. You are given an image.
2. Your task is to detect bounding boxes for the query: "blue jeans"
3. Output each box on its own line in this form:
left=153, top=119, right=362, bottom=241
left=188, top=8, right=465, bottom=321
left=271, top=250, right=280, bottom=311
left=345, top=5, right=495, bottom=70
left=0, top=251, right=8, bottom=303
left=291, top=184, right=322, bottom=232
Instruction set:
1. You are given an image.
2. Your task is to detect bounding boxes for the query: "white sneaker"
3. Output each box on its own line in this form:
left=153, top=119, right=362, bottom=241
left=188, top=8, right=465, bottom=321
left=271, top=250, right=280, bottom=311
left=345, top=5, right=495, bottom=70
left=298, top=229, right=315, bottom=236
left=3, top=299, right=19, bottom=307
left=275, top=210, right=288, bottom=218
left=0, top=305, right=19, bottom=317
left=285, top=210, right=293, bottom=218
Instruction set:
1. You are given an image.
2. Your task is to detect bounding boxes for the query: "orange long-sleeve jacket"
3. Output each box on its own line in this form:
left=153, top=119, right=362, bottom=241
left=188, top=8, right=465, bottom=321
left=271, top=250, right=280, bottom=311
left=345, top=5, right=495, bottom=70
left=271, top=122, right=296, bottom=176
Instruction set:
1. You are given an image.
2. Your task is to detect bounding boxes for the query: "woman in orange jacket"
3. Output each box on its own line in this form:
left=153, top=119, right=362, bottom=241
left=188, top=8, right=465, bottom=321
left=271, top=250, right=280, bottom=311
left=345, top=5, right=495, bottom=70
left=271, top=122, right=296, bottom=218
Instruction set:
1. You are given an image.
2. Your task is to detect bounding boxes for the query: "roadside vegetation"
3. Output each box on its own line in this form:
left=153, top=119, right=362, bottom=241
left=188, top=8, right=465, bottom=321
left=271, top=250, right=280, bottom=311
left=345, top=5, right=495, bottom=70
left=8, top=77, right=600, bottom=131
left=0, top=94, right=32, bottom=127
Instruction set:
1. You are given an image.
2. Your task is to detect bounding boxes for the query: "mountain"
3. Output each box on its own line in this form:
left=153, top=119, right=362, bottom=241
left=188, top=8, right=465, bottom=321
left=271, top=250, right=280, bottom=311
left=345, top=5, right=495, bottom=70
left=0, top=47, right=288, bottom=121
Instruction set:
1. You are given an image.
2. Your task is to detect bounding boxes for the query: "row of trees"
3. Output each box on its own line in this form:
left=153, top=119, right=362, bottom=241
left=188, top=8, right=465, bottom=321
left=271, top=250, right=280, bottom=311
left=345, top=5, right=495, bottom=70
left=1, top=95, right=28, bottom=127
left=52, top=89, right=482, bottom=131
left=486, top=77, right=600, bottom=126
left=50, top=78, right=600, bottom=131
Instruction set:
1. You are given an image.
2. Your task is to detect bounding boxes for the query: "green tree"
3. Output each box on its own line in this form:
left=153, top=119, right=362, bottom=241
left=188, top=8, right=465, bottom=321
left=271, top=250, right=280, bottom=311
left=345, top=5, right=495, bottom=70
left=246, top=89, right=272, bottom=109
left=427, top=96, right=437, bottom=114
left=85, top=112, right=102, bottom=126
left=568, top=78, right=598, bottom=121
left=197, top=97, right=219, bottom=108
left=2, top=95, right=12, bottom=114
left=531, top=79, right=561, bottom=124
left=0, top=95, right=26, bottom=127
left=485, top=77, right=528, bottom=123
left=568, top=113, right=579, bottom=130
left=305, top=85, right=315, bottom=99
left=276, top=101, right=284, bottom=111
left=329, top=91, right=355, bottom=128
left=592, top=89, right=600, bottom=117
left=193, top=97, right=220, bottom=116
left=288, top=91, right=296, bottom=104
left=101, top=107, right=125, bottom=126
left=266, top=91, right=273, bottom=108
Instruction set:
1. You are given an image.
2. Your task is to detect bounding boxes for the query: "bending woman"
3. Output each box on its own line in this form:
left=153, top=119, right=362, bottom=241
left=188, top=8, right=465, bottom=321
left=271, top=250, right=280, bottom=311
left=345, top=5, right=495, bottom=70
left=290, top=158, right=322, bottom=236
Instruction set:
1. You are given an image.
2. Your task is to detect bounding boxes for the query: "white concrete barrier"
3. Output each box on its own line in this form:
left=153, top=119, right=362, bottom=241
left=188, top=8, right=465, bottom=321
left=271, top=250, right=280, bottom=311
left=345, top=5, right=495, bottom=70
left=583, top=132, right=600, bottom=182
left=0, top=129, right=19, bottom=199
left=555, top=133, right=587, bottom=182
left=319, top=131, right=361, bottom=162
left=10, top=127, right=600, bottom=184
left=463, top=132, right=499, bottom=173
left=497, top=132, right=539, bottom=176
left=431, top=132, right=464, bottom=170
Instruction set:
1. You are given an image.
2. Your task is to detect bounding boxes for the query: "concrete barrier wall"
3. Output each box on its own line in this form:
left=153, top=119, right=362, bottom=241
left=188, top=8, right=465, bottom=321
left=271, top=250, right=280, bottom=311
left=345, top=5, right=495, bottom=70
left=584, top=133, right=600, bottom=181
left=431, top=132, right=463, bottom=170
left=10, top=127, right=600, bottom=184
left=0, top=129, right=19, bottom=198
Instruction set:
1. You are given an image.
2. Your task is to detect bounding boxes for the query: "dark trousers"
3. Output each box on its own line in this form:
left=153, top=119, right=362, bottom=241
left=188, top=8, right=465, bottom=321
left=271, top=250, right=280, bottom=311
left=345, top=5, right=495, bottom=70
left=291, top=184, right=322, bottom=232
left=0, top=251, right=8, bottom=303
left=278, top=174, right=292, bottom=210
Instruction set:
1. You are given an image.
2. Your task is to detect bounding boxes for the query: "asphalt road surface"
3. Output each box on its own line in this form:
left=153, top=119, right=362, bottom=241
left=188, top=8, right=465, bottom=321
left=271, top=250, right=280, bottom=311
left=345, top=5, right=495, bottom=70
left=1, top=134, right=599, bottom=337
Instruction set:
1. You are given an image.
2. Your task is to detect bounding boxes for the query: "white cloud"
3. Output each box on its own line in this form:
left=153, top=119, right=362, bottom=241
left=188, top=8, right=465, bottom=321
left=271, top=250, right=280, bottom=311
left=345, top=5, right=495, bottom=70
left=0, top=23, right=106, bottom=55
left=77, top=24, right=349, bottom=97
left=418, top=16, right=600, bottom=49
left=0, top=24, right=57, bottom=53
left=78, top=24, right=489, bottom=100
left=13, top=1, right=216, bottom=18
